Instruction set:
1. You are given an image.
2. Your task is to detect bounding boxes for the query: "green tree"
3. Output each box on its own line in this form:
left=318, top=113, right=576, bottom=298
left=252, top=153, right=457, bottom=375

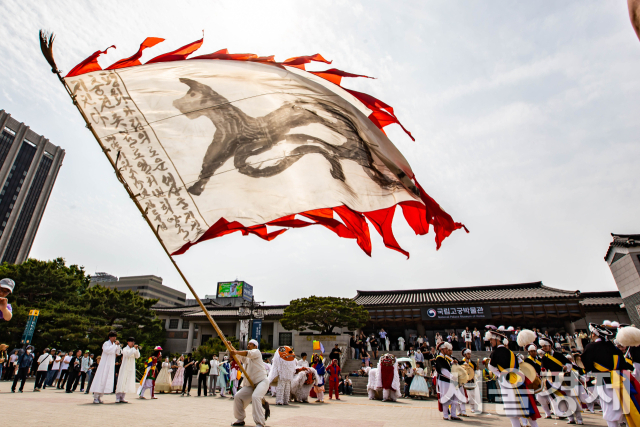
left=0, top=258, right=92, bottom=350
left=0, top=258, right=165, bottom=355
left=83, top=285, right=164, bottom=351
left=193, top=336, right=239, bottom=362
left=280, top=296, right=369, bottom=335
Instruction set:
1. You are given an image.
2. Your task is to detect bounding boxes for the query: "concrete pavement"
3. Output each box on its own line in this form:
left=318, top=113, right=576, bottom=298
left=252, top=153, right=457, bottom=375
left=0, top=379, right=610, bottom=426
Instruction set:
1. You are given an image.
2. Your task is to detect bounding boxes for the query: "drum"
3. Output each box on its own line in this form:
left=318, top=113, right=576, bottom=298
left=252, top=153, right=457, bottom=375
left=451, top=365, right=469, bottom=385
left=519, top=363, right=542, bottom=394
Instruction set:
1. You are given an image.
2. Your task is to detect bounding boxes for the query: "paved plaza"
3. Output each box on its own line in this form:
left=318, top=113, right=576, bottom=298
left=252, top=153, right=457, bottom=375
left=1, top=379, right=609, bottom=426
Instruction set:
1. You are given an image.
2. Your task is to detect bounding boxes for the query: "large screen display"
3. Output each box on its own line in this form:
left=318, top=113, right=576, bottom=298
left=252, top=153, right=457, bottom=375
left=217, top=281, right=244, bottom=298
left=216, top=281, right=253, bottom=301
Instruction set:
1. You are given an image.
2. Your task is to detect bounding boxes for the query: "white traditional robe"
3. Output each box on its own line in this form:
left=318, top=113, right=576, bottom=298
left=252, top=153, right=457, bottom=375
left=116, top=346, right=140, bottom=394
left=398, top=337, right=405, bottom=351
left=90, top=340, right=121, bottom=394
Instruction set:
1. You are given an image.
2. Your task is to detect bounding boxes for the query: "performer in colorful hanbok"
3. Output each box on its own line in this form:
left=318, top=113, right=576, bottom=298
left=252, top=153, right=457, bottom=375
left=409, top=361, right=429, bottom=398
left=171, top=355, right=185, bottom=393
left=460, top=348, right=480, bottom=414
left=539, top=335, right=582, bottom=424
left=155, top=357, right=173, bottom=393
left=217, top=357, right=229, bottom=397
left=90, top=331, right=121, bottom=404
left=435, top=342, right=463, bottom=421
left=488, top=329, right=540, bottom=427
left=582, top=323, right=640, bottom=427
left=311, top=354, right=326, bottom=403
left=138, top=346, right=161, bottom=399
left=114, top=337, right=139, bottom=403
left=521, top=344, right=551, bottom=418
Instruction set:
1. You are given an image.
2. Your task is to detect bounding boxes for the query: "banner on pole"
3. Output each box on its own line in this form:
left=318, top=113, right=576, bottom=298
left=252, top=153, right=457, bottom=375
left=20, top=310, right=39, bottom=346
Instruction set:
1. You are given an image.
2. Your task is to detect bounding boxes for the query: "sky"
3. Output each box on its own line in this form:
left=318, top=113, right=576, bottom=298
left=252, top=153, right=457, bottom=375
left=0, top=1, right=639, bottom=305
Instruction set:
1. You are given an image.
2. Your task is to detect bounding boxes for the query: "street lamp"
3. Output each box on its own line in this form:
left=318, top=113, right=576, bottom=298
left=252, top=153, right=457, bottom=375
left=239, top=297, right=265, bottom=349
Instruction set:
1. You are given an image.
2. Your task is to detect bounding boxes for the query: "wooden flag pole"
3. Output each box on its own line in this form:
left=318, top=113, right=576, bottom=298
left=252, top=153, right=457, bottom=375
left=38, top=32, right=267, bottom=409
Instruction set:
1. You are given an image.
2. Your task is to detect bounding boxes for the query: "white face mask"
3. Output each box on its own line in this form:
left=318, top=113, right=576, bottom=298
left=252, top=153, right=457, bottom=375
left=26, top=350, right=31, bottom=354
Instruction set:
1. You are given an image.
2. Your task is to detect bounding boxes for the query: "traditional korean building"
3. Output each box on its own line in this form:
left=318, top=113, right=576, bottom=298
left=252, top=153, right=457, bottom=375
left=155, top=281, right=627, bottom=354
left=353, top=282, right=627, bottom=345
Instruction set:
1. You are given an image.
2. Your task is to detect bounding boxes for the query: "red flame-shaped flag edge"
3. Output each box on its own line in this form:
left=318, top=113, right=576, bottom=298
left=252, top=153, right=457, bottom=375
left=64, top=35, right=467, bottom=257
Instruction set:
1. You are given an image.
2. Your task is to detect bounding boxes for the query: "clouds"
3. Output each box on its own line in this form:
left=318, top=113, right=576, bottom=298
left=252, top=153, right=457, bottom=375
left=0, top=0, right=638, bottom=304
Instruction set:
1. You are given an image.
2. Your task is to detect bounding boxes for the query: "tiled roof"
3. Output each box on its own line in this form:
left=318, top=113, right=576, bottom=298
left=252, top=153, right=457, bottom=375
left=605, top=233, right=640, bottom=260
left=353, top=282, right=579, bottom=306
left=176, top=306, right=287, bottom=318
left=579, top=291, right=623, bottom=307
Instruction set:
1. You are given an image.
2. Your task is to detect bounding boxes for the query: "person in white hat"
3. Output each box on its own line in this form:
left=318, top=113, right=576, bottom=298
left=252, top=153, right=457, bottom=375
left=582, top=322, right=637, bottom=427
left=521, top=343, right=552, bottom=419
left=0, top=278, right=15, bottom=321
left=434, top=341, right=464, bottom=421
left=487, top=329, right=541, bottom=427
left=539, top=335, right=582, bottom=424
left=230, top=339, right=269, bottom=427
left=460, top=348, right=481, bottom=414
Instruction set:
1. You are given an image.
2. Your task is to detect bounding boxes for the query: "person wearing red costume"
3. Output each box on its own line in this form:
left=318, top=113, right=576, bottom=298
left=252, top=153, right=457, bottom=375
left=374, top=353, right=400, bottom=402
left=327, top=359, right=341, bottom=400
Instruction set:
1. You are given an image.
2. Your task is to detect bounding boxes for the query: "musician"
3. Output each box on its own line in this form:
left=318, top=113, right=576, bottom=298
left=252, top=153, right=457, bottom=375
left=521, top=344, right=552, bottom=419
left=434, top=342, right=463, bottom=421
left=581, top=322, right=639, bottom=427
left=481, top=358, right=497, bottom=403
left=487, top=330, right=540, bottom=427
left=569, top=352, right=595, bottom=414
left=539, top=335, right=583, bottom=425
left=460, top=349, right=480, bottom=415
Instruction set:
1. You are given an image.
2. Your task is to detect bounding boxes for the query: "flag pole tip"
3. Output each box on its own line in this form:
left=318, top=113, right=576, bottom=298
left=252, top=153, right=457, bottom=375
left=39, top=29, right=58, bottom=73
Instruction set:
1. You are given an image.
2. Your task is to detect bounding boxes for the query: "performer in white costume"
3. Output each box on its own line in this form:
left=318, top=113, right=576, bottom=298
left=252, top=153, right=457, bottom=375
left=460, top=348, right=480, bottom=414
left=267, top=346, right=296, bottom=405
left=489, top=329, right=541, bottom=427
left=115, top=337, right=140, bottom=403
left=435, top=342, right=463, bottom=421
left=290, top=366, right=318, bottom=402
left=367, top=367, right=381, bottom=400
left=374, top=353, right=401, bottom=402
left=90, top=331, right=121, bottom=404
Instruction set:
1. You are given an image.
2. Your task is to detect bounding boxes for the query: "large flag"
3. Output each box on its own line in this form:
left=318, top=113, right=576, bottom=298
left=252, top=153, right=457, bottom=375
left=62, top=36, right=466, bottom=257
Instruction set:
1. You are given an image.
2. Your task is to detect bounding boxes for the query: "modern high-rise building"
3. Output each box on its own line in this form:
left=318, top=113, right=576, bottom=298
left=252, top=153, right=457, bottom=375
left=90, top=273, right=187, bottom=307
left=0, top=111, right=65, bottom=264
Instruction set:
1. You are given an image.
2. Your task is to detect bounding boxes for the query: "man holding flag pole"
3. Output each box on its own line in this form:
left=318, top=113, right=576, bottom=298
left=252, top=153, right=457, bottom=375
left=230, top=339, right=269, bottom=427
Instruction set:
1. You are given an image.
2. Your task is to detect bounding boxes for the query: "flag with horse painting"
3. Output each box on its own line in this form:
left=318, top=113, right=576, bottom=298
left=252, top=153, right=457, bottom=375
left=61, top=35, right=467, bottom=258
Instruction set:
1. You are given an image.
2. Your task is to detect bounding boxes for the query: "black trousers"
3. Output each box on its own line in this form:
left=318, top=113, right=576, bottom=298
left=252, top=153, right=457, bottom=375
left=80, top=371, right=87, bottom=390
left=4, top=363, right=14, bottom=380
left=58, top=369, right=68, bottom=388
left=198, top=373, right=207, bottom=396
left=35, top=371, right=48, bottom=389
left=11, top=367, right=29, bottom=391
left=182, top=373, right=192, bottom=394
left=66, top=370, right=80, bottom=392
